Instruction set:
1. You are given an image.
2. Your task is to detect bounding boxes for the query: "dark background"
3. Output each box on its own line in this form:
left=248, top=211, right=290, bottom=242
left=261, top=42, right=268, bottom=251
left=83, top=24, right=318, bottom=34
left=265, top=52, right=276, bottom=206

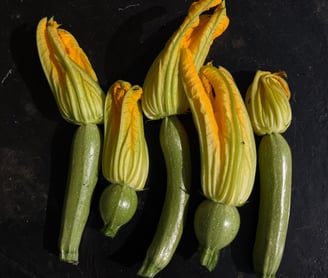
left=0, top=0, right=327, bottom=277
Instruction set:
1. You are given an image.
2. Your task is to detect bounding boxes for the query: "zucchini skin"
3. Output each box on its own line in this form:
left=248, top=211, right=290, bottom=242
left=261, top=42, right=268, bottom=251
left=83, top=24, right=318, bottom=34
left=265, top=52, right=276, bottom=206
left=138, top=116, right=191, bottom=278
left=253, top=133, right=292, bottom=277
left=59, top=123, right=101, bottom=264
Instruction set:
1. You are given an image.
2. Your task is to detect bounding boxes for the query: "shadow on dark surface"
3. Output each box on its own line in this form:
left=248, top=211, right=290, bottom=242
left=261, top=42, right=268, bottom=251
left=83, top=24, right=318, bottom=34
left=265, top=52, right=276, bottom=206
left=9, top=22, right=70, bottom=255
left=42, top=122, right=75, bottom=255
left=10, top=23, right=61, bottom=122
left=232, top=70, right=256, bottom=97
left=104, top=6, right=185, bottom=87
left=231, top=179, right=259, bottom=274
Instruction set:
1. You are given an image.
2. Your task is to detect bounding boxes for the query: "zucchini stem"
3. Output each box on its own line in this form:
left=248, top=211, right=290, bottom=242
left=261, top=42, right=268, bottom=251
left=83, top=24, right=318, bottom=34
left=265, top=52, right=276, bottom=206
left=199, top=247, right=220, bottom=272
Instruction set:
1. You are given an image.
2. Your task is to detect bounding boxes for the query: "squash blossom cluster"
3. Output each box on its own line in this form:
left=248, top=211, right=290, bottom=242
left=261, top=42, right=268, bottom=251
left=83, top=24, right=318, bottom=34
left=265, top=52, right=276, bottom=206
left=34, top=0, right=290, bottom=274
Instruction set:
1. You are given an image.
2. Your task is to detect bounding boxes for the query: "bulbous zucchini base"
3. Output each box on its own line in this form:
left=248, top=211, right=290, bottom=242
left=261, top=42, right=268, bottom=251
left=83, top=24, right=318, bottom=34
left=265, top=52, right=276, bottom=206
left=194, top=199, right=240, bottom=271
left=99, top=183, right=138, bottom=238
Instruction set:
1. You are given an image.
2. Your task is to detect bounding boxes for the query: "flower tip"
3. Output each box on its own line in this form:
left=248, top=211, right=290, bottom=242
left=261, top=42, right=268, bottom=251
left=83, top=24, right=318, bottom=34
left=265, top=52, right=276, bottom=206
left=36, top=16, right=105, bottom=124
left=246, top=70, right=292, bottom=135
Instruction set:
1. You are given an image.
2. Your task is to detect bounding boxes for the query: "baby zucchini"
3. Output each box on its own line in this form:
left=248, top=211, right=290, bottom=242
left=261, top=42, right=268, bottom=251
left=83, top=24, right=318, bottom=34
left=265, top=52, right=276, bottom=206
left=99, top=183, right=138, bottom=237
left=194, top=200, right=240, bottom=271
left=59, top=123, right=101, bottom=264
left=138, top=116, right=191, bottom=277
left=253, top=133, right=292, bottom=277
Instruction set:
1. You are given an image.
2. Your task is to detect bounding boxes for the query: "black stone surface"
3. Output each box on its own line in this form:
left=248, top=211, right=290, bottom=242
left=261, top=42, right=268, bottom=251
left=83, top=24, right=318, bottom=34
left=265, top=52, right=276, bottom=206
left=0, top=0, right=327, bottom=277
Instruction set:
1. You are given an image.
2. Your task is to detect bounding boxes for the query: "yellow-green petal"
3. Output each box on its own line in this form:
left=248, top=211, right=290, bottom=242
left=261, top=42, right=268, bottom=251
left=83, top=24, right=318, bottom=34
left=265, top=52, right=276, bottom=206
left=102, top=80, right=149, bottom=190
left=142, top=0, right=229, bottom=120
left=184, top=0, right=229, bottom=69
left=245, top=70, right=292, bottom=135
left=36, top=17, right=105, bottom=124
left=180, top=48, right=256, bottom=206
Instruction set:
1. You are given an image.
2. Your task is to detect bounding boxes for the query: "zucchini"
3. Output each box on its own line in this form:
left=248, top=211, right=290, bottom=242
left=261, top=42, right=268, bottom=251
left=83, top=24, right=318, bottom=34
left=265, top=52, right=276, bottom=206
left=253, top=133, right=292, bottom=277
left=59, top=123, right=101, bottom=264
left=194, top=200, right=240, bottom=271
left=99, top=183, right=138, bottom=237
left=138, top=116, right=191, bottom=277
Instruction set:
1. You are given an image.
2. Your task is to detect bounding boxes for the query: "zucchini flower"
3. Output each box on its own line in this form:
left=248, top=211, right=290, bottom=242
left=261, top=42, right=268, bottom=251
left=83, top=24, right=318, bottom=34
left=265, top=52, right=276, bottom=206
left=142, top=0, right=229, bottom=120
left=245, top=70, right=292, bottom=135
left=100, top=80, right=149, bottom=237
left=36, top=17, right=104, bottom=264
left=181, top=48, right=256, bottom=206
left=36, top=17, right=105, bottom=124
left=180, top=48, right=256, bottom=270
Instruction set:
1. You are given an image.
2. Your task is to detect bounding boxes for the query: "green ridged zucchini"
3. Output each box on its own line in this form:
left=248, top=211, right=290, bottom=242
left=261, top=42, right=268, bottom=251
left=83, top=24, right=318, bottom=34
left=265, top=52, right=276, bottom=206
left=138, top=116, right=191, bottom=277
left=253, top=133, right=292, bottom=278
left=59, top=123, right=101, bottom=264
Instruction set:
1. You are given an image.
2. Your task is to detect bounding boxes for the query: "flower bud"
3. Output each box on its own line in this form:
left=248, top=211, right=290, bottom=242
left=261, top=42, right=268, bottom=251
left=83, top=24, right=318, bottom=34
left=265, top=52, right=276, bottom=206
left=36, top=17, right=105, bottom=124
left=102, top=80, right=149, bottom=190
left=245, top=70, right=292, bottom=135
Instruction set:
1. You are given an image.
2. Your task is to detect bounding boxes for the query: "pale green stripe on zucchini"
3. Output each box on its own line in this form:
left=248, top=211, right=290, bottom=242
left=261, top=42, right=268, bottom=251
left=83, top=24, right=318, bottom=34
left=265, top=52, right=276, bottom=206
left=138, top=115, right=191, bottom=278
left=59, top=123, right=101, bottom=264
left=253, top=133, right=292, bottom=278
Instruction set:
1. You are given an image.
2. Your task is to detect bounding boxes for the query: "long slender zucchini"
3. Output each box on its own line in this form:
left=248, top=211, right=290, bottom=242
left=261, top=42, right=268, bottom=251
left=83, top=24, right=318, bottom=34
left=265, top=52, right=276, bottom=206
left=138, top=115, right=191, bottom=277
left=253, top=133, right=292, bottom=277
left=59, top=123, right=101, bottom=264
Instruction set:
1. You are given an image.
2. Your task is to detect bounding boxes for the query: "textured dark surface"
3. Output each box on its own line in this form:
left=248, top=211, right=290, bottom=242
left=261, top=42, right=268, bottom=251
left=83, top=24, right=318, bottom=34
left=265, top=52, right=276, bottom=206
left=0, top=0, right=327, bottom=277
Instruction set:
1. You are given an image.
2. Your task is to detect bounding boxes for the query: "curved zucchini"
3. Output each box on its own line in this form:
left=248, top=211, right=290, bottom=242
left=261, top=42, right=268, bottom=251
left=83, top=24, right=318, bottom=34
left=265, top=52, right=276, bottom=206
left=138, top=116, right=191, bottom=277
left=253, top=133, right=292, bottom=277
left=59, top=123, right=101, bottom=264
